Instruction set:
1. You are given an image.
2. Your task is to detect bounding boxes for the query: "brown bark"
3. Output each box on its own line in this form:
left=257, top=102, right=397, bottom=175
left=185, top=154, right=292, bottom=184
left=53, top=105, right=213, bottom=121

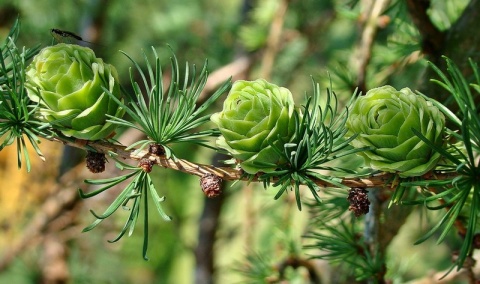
left=432, top=0, right=480, bottom=69
left=405, top=0, right=445, bottom=57
left=408, top=0, right=480, bottom=103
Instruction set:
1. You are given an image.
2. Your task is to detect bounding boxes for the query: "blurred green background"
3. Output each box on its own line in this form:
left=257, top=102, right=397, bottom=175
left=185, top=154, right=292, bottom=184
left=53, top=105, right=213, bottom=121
left=0, top=0, right=475, bottom=283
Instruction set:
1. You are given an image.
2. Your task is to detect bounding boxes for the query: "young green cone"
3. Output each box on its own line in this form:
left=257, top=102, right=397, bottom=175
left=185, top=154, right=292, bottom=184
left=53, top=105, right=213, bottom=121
left=346, top=86, right=445, bottom=177
left=26, top=43, right=125, bottom=140
left=211, top=79, right=296, bottom=174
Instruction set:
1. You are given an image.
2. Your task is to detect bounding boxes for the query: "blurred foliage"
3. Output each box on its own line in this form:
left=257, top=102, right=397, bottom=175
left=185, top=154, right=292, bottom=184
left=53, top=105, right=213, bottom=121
left=0, top=0, right=477, bottom=283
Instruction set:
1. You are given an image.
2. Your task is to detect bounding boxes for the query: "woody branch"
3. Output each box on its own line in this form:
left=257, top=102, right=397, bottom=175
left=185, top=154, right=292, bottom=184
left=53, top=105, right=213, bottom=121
left=51, top=136, right=456, bottom=189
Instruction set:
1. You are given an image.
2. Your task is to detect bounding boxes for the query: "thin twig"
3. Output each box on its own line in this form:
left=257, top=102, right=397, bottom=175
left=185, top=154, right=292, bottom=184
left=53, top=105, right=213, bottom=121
left=200, top=55, right=252, bottom=102
left=274, top=255, right=321, bottom=284
left=0, top=162, right=87, bottom=271
left=260, top=0, right=289, bottom=80
left=352, top=0, right=391, bottom=93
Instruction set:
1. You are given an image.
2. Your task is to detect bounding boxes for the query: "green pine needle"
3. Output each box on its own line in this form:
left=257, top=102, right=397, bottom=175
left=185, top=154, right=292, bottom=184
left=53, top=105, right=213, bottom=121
left=0, top=19, right=46, bottom=172
left=260, top=78, right=368, bottom=210
left=105, top=46, right=231, bottom=159
left=404, top=57, right=480, bottom=271
left=80, top=159, right=171, bottom=260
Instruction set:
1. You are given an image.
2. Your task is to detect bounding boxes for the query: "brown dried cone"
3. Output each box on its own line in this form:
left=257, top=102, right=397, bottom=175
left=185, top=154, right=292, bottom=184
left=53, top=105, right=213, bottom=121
left=85, top=151, right=107, bottom=173
left=347, top=188, right=370, bottom=217
left=200, top=173, right=223, bottom=198
left=139, top=158, right=155, bottom=173
left=148, top=143, right=165, bottom=156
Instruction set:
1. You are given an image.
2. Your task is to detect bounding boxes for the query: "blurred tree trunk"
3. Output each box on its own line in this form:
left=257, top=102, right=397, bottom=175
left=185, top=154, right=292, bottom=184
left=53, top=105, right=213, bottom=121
left=429, top=0, right=480, bottom=72
left=194, top=180, right=227, bottom=284
left=193, top=1, right=254, bottom=283
left=408, top=0, right=480, bottom=103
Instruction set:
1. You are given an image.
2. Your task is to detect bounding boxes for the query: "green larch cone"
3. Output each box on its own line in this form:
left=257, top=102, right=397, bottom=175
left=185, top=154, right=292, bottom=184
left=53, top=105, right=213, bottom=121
left=346, top=85, right=445, bottom=177
left=211, top=79, right=296, bottom=174
left=26, top=43, right=125, bottom=140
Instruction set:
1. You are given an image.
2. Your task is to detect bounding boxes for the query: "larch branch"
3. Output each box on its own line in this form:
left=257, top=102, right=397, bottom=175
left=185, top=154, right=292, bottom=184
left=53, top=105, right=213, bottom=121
left=51, top=136, right=456, bottom=189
